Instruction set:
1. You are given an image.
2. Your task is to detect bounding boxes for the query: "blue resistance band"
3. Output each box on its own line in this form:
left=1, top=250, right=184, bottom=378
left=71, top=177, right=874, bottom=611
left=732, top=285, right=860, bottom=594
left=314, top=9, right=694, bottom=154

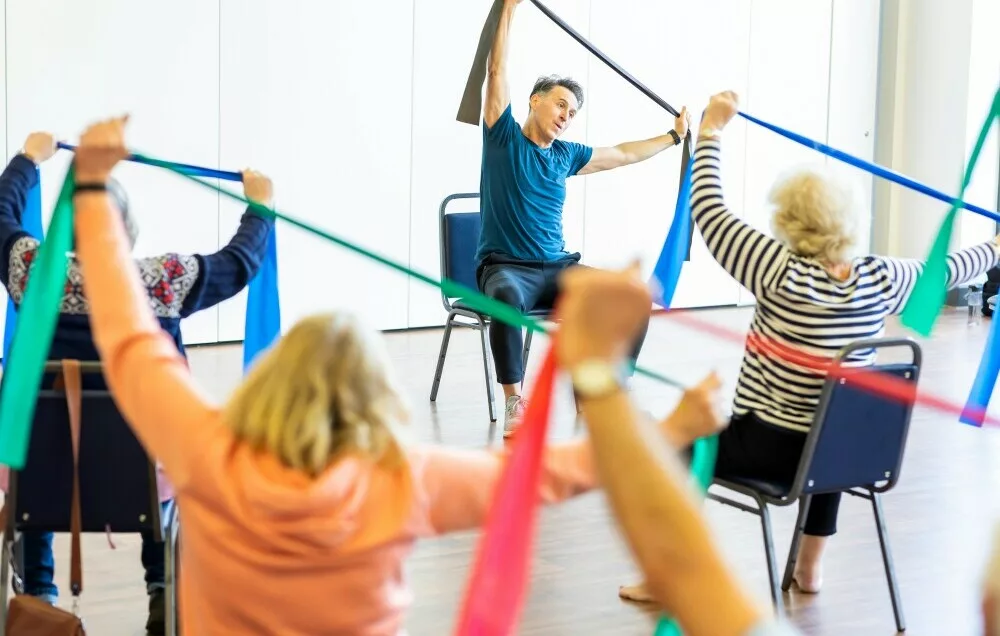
left=243, top=223, right=281, bottom=371
left=2, top=167, right=43, bottom=363
left=651, top=147, right=693, bottom=308
left=2, top=148, right=280, bottom=370
left=737, top=111, right=1000, bottom=223
left=57, top=142, right=243, bottom=182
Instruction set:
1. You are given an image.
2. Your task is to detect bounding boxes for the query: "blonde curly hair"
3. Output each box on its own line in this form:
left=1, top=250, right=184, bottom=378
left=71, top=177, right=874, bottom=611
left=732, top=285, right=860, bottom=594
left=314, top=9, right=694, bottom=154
left=222, top=312, right=410, bottom=478
left=769, top=166, right=858, bottom=264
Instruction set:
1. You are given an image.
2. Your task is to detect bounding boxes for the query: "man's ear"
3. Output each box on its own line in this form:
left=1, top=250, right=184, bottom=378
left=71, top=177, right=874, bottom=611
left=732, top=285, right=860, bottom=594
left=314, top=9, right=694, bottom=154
left=529, top=94, right=538, bottom=111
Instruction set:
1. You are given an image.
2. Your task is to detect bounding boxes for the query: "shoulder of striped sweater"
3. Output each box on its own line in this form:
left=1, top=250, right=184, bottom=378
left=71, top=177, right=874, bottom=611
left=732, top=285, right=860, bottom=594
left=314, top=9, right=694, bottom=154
left=852, top=254, right=890, bottom=272
left=855, top=254, right=904, bottom=282
left=980, top=240, right=1000, bottom=258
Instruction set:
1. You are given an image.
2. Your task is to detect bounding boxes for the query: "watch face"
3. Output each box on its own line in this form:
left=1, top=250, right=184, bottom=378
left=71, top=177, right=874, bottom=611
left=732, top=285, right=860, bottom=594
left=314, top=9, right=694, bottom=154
left=573, top=361, right=618, bottom=396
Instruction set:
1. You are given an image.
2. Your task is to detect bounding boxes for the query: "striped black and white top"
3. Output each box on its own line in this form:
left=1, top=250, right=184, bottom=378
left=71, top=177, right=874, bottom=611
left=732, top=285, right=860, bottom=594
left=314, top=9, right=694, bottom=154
left=691, top=139, right=1000, bottom=432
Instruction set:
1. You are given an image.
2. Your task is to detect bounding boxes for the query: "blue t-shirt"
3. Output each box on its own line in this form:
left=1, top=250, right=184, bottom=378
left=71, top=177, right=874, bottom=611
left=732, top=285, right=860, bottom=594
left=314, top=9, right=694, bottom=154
left=476, top=105, right=593, bottom=264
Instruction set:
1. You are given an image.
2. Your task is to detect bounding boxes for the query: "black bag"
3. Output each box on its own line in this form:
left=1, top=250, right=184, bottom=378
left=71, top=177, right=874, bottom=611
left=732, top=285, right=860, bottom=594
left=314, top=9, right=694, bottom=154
left=984, top=267, right=1000, bottom=317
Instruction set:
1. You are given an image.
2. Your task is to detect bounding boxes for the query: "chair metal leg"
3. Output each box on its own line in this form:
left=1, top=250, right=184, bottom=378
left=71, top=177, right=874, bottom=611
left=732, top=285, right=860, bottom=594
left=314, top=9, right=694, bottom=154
left=478, top=318, right=497, bottom=422
left=781, top=495, right=813, bottom=591
left=429, top=313, right=458, bottom=402
left=759, top=503, right=785, bottom=615
left=871, top=492, right=905, bottom=632
left=165, top=501, right=181, bottom=636
left=0, top=535, right=10, bottom=635
left=522, top=327, right=533, bottom=376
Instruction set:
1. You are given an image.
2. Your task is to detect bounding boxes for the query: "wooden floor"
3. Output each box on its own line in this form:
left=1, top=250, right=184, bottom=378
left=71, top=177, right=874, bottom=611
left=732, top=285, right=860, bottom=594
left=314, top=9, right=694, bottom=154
left=4, top=305, right=1000, bottom=635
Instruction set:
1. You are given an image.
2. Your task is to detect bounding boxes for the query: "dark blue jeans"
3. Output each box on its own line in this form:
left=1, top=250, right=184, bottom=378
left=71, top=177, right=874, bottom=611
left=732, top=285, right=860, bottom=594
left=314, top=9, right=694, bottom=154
left=18, top=500, right=171, bottom=602
left=477, top=253, right=649, bottom=384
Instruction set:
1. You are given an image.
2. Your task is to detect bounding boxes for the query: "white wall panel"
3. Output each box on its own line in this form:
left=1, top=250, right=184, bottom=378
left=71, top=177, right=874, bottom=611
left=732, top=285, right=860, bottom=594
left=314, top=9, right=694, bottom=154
left=219, top=0, right=415, bottom=337
left=0, top=1, right=884, bottom=345
left=739, top=0, right=833, bottom=304
left=585, top=0, right=751, bottom=309
left=5, top=0, right=221, bottom=343
left=828, top=0, right=881, bottom=254
left=957, top=0, right=1000, bottom=250
left=407, top=0, right=592, bottom=328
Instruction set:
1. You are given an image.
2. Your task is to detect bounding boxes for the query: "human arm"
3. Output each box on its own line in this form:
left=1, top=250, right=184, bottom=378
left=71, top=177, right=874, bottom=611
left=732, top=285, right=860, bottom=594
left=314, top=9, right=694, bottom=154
left=484, top=0, right=522, bottom=128
left=692, top=92, right=790, bottom=297
left=879, top=239, right=1000, bottom=314
left=581, top=393, right=770, bottom=636
left=577, top=107, right=690, bottom=175
left=984, top=522, right=1000, bottom=636
left=0, top=133, right=56, bottom=287
left=72, top=116, right=224, bottom=492
left=180, top=170, right=275, bottom=316
left=554, top=264, right=773, bottom=636
left=408, top=441, right=597, bottom=535
left=408, top=375, right=725, bottom=536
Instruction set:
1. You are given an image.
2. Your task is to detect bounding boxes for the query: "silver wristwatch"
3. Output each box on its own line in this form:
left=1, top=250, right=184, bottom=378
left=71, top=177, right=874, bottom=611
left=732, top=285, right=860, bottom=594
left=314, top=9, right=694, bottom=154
left=570, top=359, right=625, bottom=400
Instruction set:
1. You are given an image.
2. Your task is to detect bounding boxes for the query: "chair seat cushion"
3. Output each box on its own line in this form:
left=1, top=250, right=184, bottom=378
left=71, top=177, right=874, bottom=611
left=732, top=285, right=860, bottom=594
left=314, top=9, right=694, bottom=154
left=715, top=474, right=793, bottom=501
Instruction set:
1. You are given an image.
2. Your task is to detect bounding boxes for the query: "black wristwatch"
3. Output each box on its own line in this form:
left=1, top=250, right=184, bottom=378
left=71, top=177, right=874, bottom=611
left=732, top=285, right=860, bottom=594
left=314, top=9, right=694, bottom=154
left=668, top=129, right=681, bottom=145
left=73, top=182, right=109, bottom=195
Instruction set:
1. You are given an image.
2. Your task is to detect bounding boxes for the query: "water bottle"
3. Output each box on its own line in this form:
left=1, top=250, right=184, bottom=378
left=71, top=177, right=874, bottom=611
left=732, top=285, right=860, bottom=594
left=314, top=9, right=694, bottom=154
left=968, top=284, right=983, bottom=325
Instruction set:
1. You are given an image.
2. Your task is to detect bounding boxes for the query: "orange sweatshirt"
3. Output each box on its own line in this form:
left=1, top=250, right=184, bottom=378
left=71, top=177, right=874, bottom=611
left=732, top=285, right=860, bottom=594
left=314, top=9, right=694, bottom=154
left=74, top=196, right=599, bottom=635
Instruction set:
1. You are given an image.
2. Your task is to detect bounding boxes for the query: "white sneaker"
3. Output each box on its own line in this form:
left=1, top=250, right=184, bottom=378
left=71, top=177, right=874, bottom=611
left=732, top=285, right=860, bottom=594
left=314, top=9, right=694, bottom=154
left=503, top=395, right=527, bottom=438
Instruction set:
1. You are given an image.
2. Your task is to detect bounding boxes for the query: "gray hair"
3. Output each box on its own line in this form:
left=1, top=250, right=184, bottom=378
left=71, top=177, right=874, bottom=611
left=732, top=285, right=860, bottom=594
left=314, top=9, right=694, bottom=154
left=72, top=177, right=138, bottom=250
left=530, top=75, right=584, bottom=109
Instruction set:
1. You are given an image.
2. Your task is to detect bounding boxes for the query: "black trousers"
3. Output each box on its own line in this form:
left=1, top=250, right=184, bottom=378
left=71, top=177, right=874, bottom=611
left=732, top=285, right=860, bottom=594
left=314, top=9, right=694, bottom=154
left=714, top=411, right=841, bottom=536
left=476, top=252, right=649, bottom=385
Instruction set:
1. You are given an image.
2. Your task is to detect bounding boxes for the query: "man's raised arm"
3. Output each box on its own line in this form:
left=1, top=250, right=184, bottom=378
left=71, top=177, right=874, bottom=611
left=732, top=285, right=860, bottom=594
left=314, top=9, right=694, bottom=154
left=484, top=0, right=522, bottom=127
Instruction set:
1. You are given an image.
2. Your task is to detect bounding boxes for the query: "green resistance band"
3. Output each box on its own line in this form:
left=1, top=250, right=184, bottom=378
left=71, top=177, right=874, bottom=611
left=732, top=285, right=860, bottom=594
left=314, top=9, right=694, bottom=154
left=901, top=89, right=1000, bottom=336
left=148, top=156, right=721, bottom=636
left=0, top=168, right=76, bottom=467
left=0, top=154, right=717, bottom=636
left=140, top=154, right=686, bottom=391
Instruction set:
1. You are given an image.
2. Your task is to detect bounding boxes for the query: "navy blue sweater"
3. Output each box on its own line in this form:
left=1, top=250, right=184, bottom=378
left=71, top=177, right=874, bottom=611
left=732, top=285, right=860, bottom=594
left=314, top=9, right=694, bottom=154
left=0, top=153, right=273, bottom=378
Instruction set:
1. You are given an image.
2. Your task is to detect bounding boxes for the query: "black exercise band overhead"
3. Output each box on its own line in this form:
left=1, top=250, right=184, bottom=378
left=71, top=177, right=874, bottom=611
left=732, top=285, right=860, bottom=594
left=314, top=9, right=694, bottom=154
left=457, top=0, right=693, bottom=259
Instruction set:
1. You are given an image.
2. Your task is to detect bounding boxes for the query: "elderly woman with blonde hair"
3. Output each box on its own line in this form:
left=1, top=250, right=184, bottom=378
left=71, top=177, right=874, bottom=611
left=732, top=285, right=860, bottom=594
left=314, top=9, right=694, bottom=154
left=621, top=90, right=1000, bottom=603
left=68, top=113, right=733, bottom=634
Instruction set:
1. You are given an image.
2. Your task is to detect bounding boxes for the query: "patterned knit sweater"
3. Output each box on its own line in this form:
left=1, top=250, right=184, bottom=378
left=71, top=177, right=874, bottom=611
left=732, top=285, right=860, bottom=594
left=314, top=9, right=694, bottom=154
left=0, top=153, right=273, bottom=377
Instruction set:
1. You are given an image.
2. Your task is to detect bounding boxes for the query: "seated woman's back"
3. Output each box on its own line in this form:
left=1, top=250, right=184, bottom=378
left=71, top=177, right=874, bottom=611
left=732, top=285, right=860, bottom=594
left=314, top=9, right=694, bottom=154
left=176, top=439, right=420, bottom=634
left=690, top=141, right=1000, bottom=431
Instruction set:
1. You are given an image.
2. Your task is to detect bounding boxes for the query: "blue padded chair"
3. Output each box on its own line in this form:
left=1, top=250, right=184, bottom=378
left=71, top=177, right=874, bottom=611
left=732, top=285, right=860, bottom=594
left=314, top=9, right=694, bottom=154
left=708, top=337, right=920, bottom=632
left=0, top=361, right=179, bottom=633
left=429, top=193, right=548, bottom=422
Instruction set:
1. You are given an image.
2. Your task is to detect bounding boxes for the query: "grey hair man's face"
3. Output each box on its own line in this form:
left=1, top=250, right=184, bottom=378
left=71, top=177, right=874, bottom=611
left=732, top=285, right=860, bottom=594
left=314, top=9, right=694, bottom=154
left=530, top=86, right=580, bottom=140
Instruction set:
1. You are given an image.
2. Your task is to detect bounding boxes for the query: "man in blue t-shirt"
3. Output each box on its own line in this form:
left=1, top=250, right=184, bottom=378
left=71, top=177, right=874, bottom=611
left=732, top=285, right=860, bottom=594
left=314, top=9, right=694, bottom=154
left=477, top=0, right=691, bottom=436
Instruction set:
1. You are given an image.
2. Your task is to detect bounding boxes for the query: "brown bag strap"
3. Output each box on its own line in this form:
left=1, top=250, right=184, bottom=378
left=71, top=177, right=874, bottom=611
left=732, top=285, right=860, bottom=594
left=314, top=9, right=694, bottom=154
left=62, top=359, right=83, bottom=598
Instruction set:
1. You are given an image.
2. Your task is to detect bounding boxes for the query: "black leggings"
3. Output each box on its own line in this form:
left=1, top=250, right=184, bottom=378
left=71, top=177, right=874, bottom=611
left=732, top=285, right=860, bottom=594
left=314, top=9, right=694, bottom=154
left=714, top=411, right=841, bottom=537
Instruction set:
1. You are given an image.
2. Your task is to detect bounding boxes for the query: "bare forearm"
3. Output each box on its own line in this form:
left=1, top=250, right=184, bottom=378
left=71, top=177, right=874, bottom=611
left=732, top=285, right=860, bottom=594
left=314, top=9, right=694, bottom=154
left=616, top=133, right=677, bottom=165
left=580, top=391, right=764, bottom=636
left=488, top=1, right=517, bottom=77
left=484, top=0, right=518, bottom=124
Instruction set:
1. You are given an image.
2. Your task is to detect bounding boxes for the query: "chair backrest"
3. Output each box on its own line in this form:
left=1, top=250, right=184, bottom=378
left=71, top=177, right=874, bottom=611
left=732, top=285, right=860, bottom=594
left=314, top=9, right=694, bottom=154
left=7, top=361, right=159, bottom=537
left=438, top=192, right=481, bottom=312
left=792, top=338, right=921, bottom=497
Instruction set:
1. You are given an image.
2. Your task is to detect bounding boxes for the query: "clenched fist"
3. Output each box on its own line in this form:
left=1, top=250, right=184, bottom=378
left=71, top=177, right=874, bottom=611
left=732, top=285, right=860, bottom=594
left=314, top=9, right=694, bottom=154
left=23, top=132, right=57, bottom=164
left=662, top=372, right=727, bottom=446
left=700, top=90, right=739, bottom=134
left=242, top=170, right=274, bottom=208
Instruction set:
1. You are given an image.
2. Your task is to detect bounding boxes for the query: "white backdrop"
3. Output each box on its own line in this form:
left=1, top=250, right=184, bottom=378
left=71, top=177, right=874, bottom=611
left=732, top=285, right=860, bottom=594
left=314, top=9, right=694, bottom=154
left=0, top=0, right=882, bottom=346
